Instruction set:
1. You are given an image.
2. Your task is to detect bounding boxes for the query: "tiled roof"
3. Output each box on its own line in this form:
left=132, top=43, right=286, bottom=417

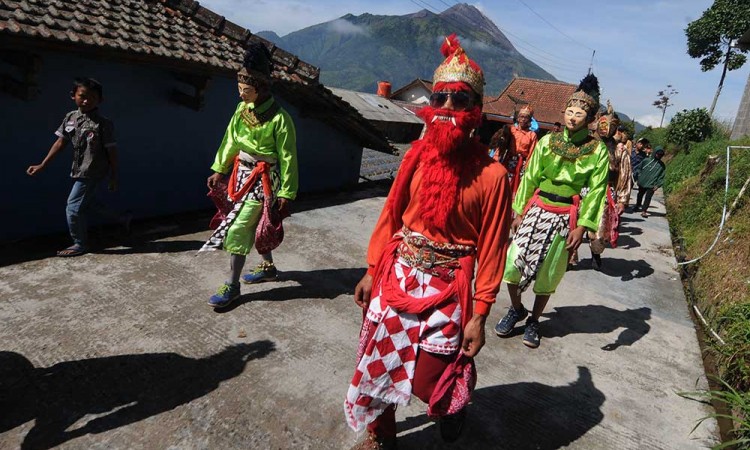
left=0, top=0, right=395, bottom=152
left=0, top=0, right=319, bottom=82
left=483, top=77, right=577, bottom=126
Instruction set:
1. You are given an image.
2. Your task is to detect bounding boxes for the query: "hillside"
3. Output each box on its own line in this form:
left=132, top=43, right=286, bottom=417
left=258, top=4, right=556, bottom=95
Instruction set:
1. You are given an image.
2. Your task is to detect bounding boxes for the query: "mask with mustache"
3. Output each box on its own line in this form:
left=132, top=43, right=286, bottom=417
left=387, top=100, right=486, bottom=232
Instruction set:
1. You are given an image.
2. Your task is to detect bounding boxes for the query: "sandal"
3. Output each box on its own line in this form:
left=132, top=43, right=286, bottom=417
left=56, top=245, right=87, bottom=257
left=640, top=212, right=649, bottom=218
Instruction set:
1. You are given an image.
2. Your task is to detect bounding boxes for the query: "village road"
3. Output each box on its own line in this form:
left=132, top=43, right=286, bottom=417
left=0, top=186, right=718, bottom=449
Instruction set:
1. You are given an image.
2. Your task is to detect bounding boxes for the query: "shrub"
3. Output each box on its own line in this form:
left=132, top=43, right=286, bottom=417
left=667, top=108, right=713, bottom=149
left=635, top=126, right=668, bottom=150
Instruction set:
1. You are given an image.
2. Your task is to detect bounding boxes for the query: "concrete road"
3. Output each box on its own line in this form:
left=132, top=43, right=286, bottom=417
left=0, top=187, right=718, bottom=449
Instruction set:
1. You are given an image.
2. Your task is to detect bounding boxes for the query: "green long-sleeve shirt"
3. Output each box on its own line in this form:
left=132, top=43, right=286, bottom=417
left=513, top=127, right=610, bottom=231
left=211, top=98, right=299, bottom=200
left=636, top=156, right=666, bottom=189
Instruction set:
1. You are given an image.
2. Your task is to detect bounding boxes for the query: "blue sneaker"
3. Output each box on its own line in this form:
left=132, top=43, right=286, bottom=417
left=208, top=282, right=241, bottom=308
left=241, top=262, right=278, bottom=284
left=523, top=319, right=541, bottom=348
left=494, top=305, right=529, bottom=336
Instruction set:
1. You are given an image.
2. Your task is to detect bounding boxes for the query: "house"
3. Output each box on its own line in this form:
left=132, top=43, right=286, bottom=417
left=389, top=78, right=432, bottom=105
left=731, top=28, right=750, bottom=140
left=483, top=77, right=577, bottom=129
left=328, top=87, right=424, bottom=144
left=0, top=0, right=393, bottom=241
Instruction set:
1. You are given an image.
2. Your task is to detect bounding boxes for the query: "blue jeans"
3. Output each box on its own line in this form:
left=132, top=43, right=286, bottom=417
left=66, top=178, right=120, bottom=249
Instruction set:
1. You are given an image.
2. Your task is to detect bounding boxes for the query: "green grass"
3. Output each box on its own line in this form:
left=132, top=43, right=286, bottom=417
left=665, top=136, right=750, bottom=446
left=680, top=377, right=750, bottom=449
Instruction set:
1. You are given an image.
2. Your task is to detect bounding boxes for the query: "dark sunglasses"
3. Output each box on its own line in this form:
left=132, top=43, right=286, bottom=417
left=429, top=91, right=472, bottom=109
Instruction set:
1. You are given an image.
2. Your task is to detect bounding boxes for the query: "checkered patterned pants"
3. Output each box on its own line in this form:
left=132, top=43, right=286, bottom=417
left=345, top=256, right=469, bottom=433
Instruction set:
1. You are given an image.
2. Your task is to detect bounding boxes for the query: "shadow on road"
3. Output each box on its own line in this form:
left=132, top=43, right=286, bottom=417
left=617, top=225, right=643, bottom=236
left=0, top=341, right=275, bottom=449
left=542, top=305, right=652, bottom=351
left=0, top=182, right=391, bottom=267
left=615, top=234, right=641, bottom=249
left=598, top=257, right=654, bottom=281
left=96, top=239, right=206, bottom=254
left=215, top=268, right=366, bottom=312
left=396, top=366, right=604, bottom=449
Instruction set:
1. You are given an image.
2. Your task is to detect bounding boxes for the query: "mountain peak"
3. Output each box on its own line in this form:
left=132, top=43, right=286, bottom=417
left=277, top=5, right=555, bottom=95
left=440, top=3, right=513, bottom=51
left=406, top=9, right=434, bottom=19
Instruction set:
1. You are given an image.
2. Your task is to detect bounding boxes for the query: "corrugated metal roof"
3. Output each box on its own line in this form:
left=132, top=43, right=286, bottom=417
left=329, top=87, right=424, bottom=124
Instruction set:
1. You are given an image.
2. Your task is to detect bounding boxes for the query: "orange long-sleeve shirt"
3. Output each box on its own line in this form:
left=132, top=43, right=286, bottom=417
left=509, top=125, right=538, bottom=159
left=366, top=158, right=513, bottom=316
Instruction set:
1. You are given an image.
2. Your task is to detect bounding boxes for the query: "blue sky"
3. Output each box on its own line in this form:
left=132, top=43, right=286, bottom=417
left=201, top=0, right=749, bottom=127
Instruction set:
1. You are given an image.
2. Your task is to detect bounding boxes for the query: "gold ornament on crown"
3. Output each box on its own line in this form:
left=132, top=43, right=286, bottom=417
left=566, top=90, right=598, bottom=113
left=433, top=41, right=484, bottom=97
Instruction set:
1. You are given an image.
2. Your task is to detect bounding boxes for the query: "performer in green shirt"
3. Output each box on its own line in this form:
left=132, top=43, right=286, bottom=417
left=494, top=74, right=609, bottom=348
left=201, top=42, right=298, bottom=308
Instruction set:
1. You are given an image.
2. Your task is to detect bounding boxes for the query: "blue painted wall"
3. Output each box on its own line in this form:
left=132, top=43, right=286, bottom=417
left=0, top=50, right=362, bottom=241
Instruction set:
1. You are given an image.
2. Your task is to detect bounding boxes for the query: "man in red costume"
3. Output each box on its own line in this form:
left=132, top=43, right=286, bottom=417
left=344, top=35, right=512, bottom=450
left=497, top=105, right=538, bottom=195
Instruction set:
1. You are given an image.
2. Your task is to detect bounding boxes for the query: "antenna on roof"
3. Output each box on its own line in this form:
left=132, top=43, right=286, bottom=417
left=587, top=50, right=596, bottom=75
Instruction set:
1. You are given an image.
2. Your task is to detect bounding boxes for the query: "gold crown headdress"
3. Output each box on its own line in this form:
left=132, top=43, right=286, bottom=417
left=432, top=34, right=485, bottom=97
left=238, top=41, right=273, bottom=83
left=567, top=73, right=600, bottom=114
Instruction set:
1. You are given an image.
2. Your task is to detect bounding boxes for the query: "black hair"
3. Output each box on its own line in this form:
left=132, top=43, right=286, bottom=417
left=71, top=77, right=103, bottom=98
left=554, top=121, right=562, bottom=127
left=638, top=138, right=650, bottom=145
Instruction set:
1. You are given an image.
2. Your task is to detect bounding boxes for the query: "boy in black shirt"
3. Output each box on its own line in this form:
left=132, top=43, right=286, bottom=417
left=27, top=78, right=128, bottom=256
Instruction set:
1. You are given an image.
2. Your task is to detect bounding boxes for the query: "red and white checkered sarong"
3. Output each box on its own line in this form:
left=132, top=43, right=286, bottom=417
left=344, top=255, right=466, bottom=432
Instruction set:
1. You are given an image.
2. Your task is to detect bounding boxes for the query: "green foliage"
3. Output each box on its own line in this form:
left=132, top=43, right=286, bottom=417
left=712, top=119, right=733, bottom=140
left=685, top=0, right=750, bottom=72
left=667, top=108, right=714, bottom=148
left=666, top=136, right=750, bottom=447
left=635, top=126, right=668, bottom=150
left=664, top=135, right=719, bottom=194
left=715, top=302, right=750, bottom=392
left=679, top=376, right=750, bottom=449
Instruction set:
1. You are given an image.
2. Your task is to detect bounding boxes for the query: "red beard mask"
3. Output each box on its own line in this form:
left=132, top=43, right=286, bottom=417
left=388, top=104, right=486, bottom=232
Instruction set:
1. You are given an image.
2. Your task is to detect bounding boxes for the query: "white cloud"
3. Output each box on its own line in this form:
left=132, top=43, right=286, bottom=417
left=637, top=114, right=666, bottom=128
left=328, top=19, right=368, bottom=35
left=460, top=38, right=491, bottom=51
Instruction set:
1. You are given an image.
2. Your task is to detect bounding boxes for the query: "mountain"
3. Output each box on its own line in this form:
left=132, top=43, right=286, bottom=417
left=272, top=4, right=555, bottom=95
left=256, top=30, right=284, bottom=46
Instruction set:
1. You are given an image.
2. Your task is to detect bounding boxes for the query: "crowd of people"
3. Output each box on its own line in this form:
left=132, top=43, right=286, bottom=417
left=25, top=33, right=668, bottom=450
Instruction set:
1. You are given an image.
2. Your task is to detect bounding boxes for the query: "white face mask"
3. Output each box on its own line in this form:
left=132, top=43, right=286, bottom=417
left=564, top=106, right=588, bottom=132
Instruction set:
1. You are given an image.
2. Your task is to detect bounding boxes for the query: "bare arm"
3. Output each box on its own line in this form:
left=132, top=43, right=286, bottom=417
left=27, top=137, right=67, bottom=176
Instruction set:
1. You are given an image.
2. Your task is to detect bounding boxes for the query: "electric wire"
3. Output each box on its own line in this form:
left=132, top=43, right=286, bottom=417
left=677, top=146, right=750, bottom=266
left=405, top=0, right=586, bottom=77
left=516, top=0, right=595, bottom=51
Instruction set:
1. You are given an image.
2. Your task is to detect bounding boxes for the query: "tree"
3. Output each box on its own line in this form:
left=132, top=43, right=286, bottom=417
left=666, top=108, right=713, bottom=148
left=653, top=85, right=678, bottom=128
left=685, top=0, right=750, bottom=116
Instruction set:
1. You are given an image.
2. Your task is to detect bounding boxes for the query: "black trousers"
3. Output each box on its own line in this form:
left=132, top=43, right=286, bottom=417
left=635, top=186, right=655, bottom=211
